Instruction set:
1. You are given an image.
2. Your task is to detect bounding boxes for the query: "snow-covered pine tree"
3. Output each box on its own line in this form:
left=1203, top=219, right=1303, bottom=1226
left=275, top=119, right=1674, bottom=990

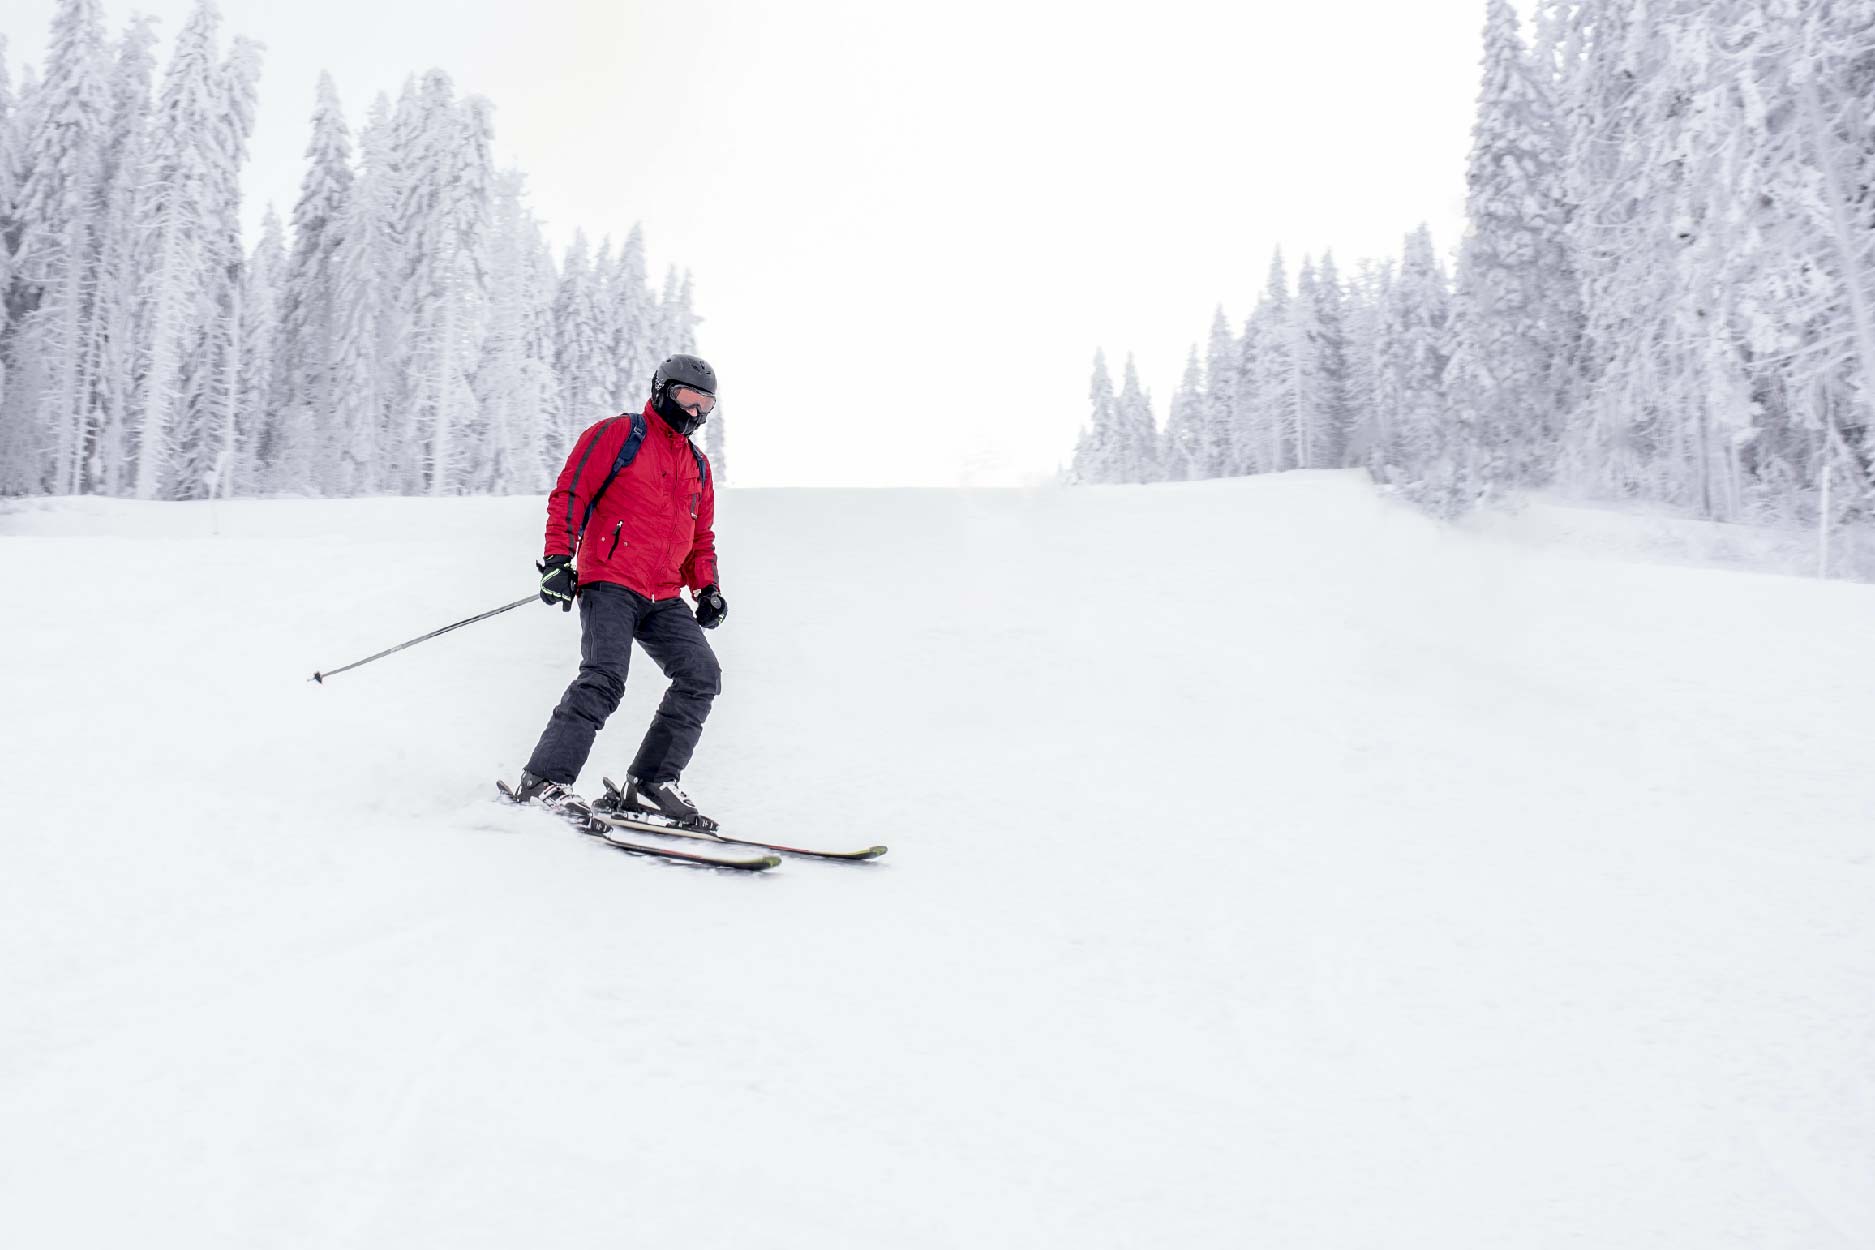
left=170, top=32, right=260, bottom=502
left=439, top=89, right=492, bottom=494
left=1068, top=349, right=1122, bottom=483
left=233, top=206, right=283, bottom=495
left=393, top=72, right=492, bottom=494
left=608, top=226, right=654, bottom=406
left=673, top=269, right=700, bottom=352
left=1302, top=252, right=1354, bottom=470
left=130, top=0, right=225, bottom=500
left=658, top=266, right=693, bottom=353
left=470, top=168, right=557, bottom=493
left=1340, top=258, right=1392, bottom=471
left=81, top=15, right=157, bottom=497
left=518, top=200, right=564, bottom=489
left=585, top=235, right=620, bottom=410
left=8, top=0, right=109, bottom=496
left=1231, top=308, right=1260, bottom=476
left=553, top=231, right=610, bottom=447
left=1161, top=346, right=1205, bottom=481
left=1116, top=353, right=1159, bottom=483
left=377, top=76, right=426, bottom=491
left=0, top=35, right=19, bottom=353
left=1, top=62, right=44, bottom=489
left=1716, top=0, right=1875, bottom=543
left=1374, top=225, right=1455, bottom=508
left=1259, top=250, right=1298, bottom=474
left=1547, top=0, right=1723, bottom=509
left=326, top=92, right=395, bottom=495
left=1241, top=249, right=1295, bottom=475
left=1198, top=307, right=1235, bottom=479
left=279, top=72, right=353, bottom=494
left=1545, top=0, right=1631, bottom=483
left=1447, top=0, right=1579, bottom=500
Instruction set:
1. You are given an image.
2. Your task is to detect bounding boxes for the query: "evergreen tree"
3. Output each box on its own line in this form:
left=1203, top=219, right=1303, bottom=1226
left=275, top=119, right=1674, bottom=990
left=1240, top=249, right=1295, bottom=475
left=326, top=92, right=394, bottom=495
left=553, top=231, right=610, bottom=444
left=83, top=15, right=157, bottom=496
left=608, top=225, right=654, bottom=405
left=679, top=270, right=701, bottom=351
left=1548, top=0, right=1711, bottom=507
left=1375, top=226, right=1454, bottom=506
left=0, top=35, right=20, bottom=344
left=1448, top=0, right=1578, bottom=500
left=378, top=76, right=425, bottom=490
left=1069, top=350, right=1122, bottom=483
left=1341, top=258, right=1393, bottom=471
left=130, top=0, right=227, bottom=499
left=2, top=63, right=41, bottom=491
left=471, top=168, right=556, bottom=492
left=280, top=72, right=353, bottom=493
left=1161, top=346, right=1205, bottom=481
left=1199, top=307, right=1235, bottom=479
left=392, top=72, right=492, bottom=494
left=8, top=0, right=109, bottom=495
left=234, top=206, right=284, bottom=495
left=587, top=234, right=618, bottom=404
left=170, top=32, right=260, bottom=501
left=1231, top=309, right=1260, bottom=476
left=1116, top=353, right=1159, bottom=483
left=1300, top=253, right=1354, bottom=470
left=1728, top=0, right=1875, bottom=531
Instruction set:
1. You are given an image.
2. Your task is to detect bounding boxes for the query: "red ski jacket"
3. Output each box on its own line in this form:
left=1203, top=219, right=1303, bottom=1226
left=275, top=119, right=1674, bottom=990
left=543, top=401, right=717, bottom=601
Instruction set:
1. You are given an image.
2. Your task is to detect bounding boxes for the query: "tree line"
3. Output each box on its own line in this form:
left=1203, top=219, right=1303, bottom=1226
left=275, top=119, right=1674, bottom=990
left=1072, top=0, right=1875, bottom=540
left=0, top=0, right=719, bottom=502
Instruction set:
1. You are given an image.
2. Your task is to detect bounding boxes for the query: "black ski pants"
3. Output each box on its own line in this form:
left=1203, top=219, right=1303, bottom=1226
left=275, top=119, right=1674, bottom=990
left=525, top=582, right=721, bottom=787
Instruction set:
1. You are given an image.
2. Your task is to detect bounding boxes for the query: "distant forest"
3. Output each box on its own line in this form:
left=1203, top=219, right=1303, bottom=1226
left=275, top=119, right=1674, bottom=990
left=1073, top=0, right=1875, bottom=546
left=0, top=0, right=720, bottom=501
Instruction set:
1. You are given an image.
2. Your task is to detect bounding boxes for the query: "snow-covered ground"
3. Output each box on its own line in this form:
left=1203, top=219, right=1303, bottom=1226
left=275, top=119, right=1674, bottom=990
left=3, top=472, right=1872, bottom=1248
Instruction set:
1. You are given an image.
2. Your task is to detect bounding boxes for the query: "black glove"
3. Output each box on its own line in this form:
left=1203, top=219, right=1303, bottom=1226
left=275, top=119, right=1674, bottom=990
left=537, top=554, right=577, bottom=611
left=695, top=584, right=727, bottom=630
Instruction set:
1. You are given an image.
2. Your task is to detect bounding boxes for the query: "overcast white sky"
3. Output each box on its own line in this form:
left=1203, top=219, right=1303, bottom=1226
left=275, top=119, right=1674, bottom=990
left=11, top=0, right=1527, bottom=486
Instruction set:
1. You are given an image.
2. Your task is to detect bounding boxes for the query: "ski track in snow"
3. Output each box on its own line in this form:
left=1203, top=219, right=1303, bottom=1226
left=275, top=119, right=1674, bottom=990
left=2, top=474, right=1873, bottom=1248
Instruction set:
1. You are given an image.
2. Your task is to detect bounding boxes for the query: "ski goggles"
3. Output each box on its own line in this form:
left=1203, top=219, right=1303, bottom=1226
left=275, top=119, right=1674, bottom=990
left=671, top=384, right=716, bottom=418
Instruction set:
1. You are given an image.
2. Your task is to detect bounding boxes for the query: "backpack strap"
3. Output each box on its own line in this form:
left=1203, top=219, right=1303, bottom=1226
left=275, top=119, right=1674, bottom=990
left=572, top=410, right=649, bottom=553
left=688, top=440, right=709, bottom=487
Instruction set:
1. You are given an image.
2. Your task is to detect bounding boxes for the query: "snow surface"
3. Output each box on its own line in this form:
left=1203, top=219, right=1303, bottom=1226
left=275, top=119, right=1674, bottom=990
left=3, top=472, right=1873, bottom=1248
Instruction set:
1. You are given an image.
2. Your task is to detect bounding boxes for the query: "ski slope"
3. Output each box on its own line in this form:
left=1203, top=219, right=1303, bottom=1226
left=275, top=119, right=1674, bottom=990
left=3, top=473, right=1872, bottom=1248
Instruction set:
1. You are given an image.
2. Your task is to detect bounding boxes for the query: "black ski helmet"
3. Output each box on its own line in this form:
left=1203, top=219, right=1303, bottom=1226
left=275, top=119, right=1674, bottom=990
left=652, top=354, right=717, bottom=436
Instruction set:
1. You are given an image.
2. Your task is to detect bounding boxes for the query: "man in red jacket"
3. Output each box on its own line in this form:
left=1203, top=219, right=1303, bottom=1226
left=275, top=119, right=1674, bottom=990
left=513, top=354, right=728, bottom=830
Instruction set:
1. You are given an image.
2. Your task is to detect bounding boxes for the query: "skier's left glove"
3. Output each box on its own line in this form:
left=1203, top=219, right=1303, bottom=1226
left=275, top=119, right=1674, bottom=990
left=695, top=584, right=727, bottom=630
left=537, top=554, right=577, bottom=611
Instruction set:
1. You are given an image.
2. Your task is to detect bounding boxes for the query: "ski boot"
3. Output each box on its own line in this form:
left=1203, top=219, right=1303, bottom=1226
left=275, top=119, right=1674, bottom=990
left=595, top=775, right=718, bottom=833
left=512, top=769, right=593, bottom=820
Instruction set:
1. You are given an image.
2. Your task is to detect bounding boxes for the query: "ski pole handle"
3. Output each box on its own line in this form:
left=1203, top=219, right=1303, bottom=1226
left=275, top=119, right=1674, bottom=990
left=310, top=595, right=536, bottom=684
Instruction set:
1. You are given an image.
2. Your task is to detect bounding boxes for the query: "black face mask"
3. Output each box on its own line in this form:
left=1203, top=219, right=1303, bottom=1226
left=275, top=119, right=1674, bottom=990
left=654, top=388, right=708, bottom=437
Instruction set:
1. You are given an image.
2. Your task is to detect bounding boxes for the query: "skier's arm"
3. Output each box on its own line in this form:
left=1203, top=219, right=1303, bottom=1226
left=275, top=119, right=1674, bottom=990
left=683, top=460, right=718, bottom=593
left=543, top=419, right=619, bottom=558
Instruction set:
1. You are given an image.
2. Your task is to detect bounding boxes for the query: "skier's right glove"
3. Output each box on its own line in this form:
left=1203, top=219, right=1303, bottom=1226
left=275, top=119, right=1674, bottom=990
left=537, top=554, right=577, bottom=611
left=694, top=584, right=727, bottom=630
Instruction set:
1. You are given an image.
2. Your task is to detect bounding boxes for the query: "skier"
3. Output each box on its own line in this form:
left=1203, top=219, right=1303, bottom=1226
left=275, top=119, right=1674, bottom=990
left=511, top=354, right=729, bottom=830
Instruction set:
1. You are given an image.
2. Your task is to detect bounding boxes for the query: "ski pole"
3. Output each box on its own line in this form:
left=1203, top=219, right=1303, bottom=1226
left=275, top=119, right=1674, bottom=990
left=310, top=595, right=537, bottom=684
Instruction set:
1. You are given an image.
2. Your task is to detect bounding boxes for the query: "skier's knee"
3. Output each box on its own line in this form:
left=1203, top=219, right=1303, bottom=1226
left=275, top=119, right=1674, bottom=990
left=577, top=665, right=626, bottom=713
left=682, top=652, right=721, bottom=700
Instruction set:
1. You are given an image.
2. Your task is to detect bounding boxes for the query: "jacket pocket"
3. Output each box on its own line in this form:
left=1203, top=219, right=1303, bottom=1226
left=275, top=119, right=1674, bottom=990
left=606, top=520, right=625, bottom=557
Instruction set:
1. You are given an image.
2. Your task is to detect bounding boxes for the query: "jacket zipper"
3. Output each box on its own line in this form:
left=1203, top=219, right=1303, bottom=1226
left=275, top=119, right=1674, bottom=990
left=607, top=520, right=624, bottom=557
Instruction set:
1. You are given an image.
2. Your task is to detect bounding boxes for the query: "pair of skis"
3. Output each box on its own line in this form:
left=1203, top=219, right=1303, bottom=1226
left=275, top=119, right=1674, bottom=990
left=495, top=778, right=887, bottom=872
